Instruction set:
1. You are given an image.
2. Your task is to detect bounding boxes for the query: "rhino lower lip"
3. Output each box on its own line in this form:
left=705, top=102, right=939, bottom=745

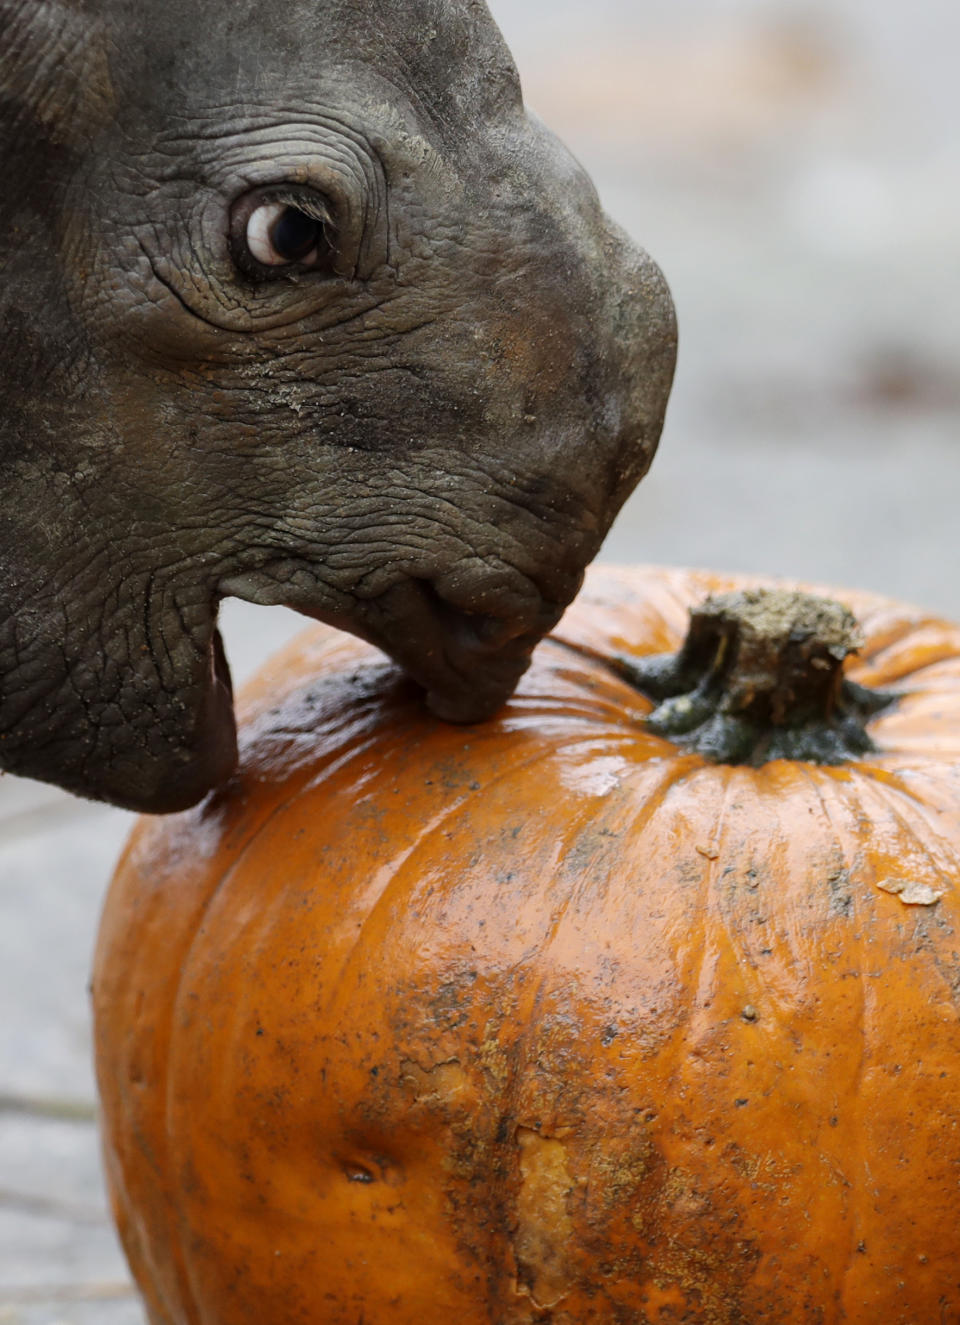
left=161, top=624, right=238, bottom=813
left=210, top=625, right=235, bottom=702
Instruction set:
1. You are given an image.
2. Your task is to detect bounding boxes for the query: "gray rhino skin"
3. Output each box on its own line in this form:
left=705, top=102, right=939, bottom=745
left=0, top=0, right=676, bottom=813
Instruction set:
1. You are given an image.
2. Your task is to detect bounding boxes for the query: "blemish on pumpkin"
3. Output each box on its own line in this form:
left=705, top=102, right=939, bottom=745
left=342, top=1162, right=376, bottom=1184
left=513, top=1126, right=576, bottom=1309
left=399, top=1057, right=470, bottom=1106
left=877, top=879, right=944, bottom=906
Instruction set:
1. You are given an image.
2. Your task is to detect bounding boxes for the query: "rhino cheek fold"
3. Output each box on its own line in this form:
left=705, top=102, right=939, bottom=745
left=92, top=632, right=239, bottom=814
left=0, top=607, right=239, bottom=814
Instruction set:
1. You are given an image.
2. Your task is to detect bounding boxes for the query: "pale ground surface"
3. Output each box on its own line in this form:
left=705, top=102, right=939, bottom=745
left=1, top=0, right=957, bottom=1317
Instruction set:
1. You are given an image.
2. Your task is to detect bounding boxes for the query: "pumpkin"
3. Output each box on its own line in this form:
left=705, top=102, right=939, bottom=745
left=92, top=565, right=960, bottom=1325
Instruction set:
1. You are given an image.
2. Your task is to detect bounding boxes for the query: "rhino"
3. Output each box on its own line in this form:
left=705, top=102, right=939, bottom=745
left=0, top=0, right=676, bottom=813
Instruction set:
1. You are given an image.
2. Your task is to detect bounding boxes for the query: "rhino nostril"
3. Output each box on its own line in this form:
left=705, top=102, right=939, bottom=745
left=464, top=612, right=525, bottom=648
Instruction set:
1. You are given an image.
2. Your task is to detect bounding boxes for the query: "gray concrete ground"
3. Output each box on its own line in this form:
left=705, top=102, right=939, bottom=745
left=2, top=0, right=957, bottom=1317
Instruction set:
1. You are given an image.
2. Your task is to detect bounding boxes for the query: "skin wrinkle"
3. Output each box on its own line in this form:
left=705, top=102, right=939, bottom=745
left=293, top=493, right=582, bottom=595
left=0, top=2, right=115, bottom=147
left=138, top=242, right=231, bottom=335
left=99, top=146, right=383, bottom=329
left=132, top=103, right=390, bottom=215
left=124, top=252, right=388, bottom=337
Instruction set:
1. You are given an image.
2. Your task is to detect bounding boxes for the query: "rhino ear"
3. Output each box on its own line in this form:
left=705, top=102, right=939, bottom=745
left=0, top=1, right=115, bottom=146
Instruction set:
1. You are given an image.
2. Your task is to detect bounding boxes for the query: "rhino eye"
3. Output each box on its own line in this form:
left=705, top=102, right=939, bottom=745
left=247, top=202, right=323, bottom=265
left=230, top=189, right=335, bottom=280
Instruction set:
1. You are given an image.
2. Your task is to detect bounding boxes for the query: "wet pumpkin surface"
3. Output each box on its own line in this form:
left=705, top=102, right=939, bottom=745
left=93, top=565, right=960, bottom=1324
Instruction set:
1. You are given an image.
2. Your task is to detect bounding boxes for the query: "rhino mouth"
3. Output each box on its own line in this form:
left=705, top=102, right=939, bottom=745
left=13, top=567, right=570, bottom=816
left=216, top=559, right=573, bottom=732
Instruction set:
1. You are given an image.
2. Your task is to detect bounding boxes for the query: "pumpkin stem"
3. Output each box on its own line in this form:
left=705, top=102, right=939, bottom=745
left=617, top=588, right=895, bottom=766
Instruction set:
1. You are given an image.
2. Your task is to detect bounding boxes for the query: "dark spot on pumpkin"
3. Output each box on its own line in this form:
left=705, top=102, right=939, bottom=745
left=343, top=1162, right=375, bottom=1184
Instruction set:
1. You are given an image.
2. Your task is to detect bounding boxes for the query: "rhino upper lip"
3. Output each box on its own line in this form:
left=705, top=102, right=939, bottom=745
left=340, top=572, right=567, bottom=723
left=408, top=575, right=557, bottom=654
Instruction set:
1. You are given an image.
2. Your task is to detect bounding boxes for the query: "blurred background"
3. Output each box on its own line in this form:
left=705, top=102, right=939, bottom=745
left=504, top=0, right=959, bottom=606
left=1, top=0, right=957, bottom=1318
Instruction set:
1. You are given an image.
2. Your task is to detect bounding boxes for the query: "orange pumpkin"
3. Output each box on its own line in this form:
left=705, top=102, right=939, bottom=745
left=92, top=565, right=960, bottom=1325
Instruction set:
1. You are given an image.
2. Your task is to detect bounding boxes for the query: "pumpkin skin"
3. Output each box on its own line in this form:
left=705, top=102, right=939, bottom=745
left=92, top=565, right=960, bottom=1325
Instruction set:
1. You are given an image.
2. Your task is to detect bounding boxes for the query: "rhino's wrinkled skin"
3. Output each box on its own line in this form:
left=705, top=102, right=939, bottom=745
left=0, top=0, right=676, bottom=812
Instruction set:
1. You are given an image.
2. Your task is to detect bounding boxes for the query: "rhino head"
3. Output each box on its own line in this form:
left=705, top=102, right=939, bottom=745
left=0, top=0, right=676, bottom=812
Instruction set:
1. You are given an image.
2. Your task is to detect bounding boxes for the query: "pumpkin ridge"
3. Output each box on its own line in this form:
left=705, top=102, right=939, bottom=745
left=580, top=756, right=706, bottom=901
left=796, top=764, right=864, bottom=907
left=852, top=619, right=960, bottom=689
left=323, top=782, right=522, bottom=1018
left=152, top=724, right=401, bottom=1310
left=709, top=772, right=776, bottom=1014
left=499, top=870, right=586, bottom=1312
left=543, top=635, right=667, bottom=711
left=855, top=616, right=934, bottom=665
left=286, top=725, right=415, bottom=798
left=490, top=766, right=682, bottom=1315
left=795, top=761, right=870, bottom=1271
left=848, top=770, right=960, bottom=900
left=676, top=773, right=739, bottom=1045
left=316, top=729, right=606, bottom=1064
left=859, top=646, right=960, bottom=689
left=533, top=754, right=698, bottom=953
left=105, top=831, right=226, bottom=1325
left=162, top=845, right=249, bottom=1325
left=507, top=690, right=646, bottom=740
left=844, top=763, right=957, bottom=814
left=709, top=764, right=876, bottom=1297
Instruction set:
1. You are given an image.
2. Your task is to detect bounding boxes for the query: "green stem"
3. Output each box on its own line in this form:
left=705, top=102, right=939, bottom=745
left=617, top=588, right=895, bottom=766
